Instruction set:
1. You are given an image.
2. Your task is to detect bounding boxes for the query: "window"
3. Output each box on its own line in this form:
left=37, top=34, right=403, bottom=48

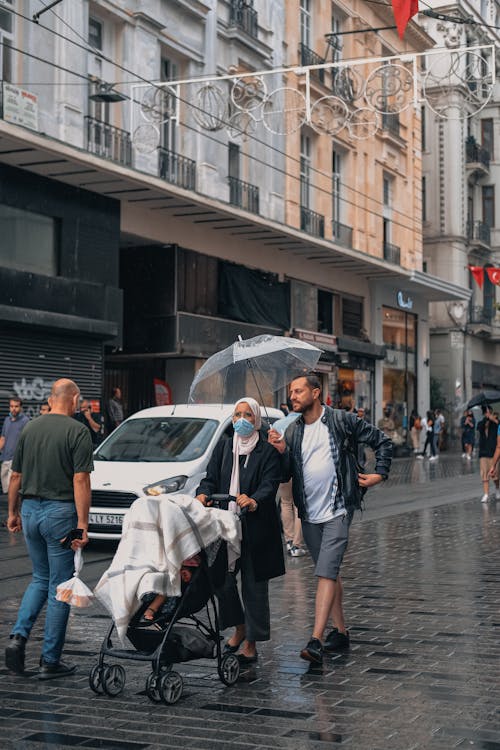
left=89, top=17, right=103, bottom=50
left=342, top=297, right=363, bottom=337
left=317, top=289, right=333, bottom=334
left=330, top=6, right=343, bottom=63
left=300, top=0, right=311, bottom=48
left=0, top=0, right=13, bottom=83
left=383, top=176, right=391, bottom=206
left=0, top=204, right=57, bottom=275
left=481, top=118, right=494, bottom=160
left=228, top=142, right=240, bottom=180
left=332, top=149, right=341, bottom=226
left=160, top=57, right=178, bottom=152
left=422, top=176, right=426, bottom=222
left=383, top=173, right=393, bottom=246
left=300, top=131, right=311, bottom=208
left=483, top=185, right=495, bottom=228
left=421, top=105, right=426, bottom=151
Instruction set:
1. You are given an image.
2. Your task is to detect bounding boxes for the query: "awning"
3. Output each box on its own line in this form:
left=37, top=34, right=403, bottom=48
left=336, top=337, right=387, bottom=360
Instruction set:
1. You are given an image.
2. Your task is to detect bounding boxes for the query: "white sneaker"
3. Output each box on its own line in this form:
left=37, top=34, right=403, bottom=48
left=290, top=545, right=307, bottom=557
left=462, top=453, right=466, bottom=458
left=429, top=455, right=438, bottom=461
left=416, top=454, right=424, bottom=460
left=481, top=493, right=489, bottom=503
left=286, top=539, right=293, bottom=553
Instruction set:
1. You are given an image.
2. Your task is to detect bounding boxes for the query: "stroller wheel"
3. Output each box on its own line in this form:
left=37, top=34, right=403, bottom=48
left=102, top=664, right=126, bottom=696
left=159, top=670, right=183, bottom=704
left=89, top=664, right=105, bottom=694
left=145, top=671, right=163, bottom=703
left=218, top=653, right=240, bottom=686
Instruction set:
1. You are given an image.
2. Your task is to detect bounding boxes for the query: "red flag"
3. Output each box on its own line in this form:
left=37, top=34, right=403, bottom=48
left=486, top=267, right=500, bottom=286
left=392, top=0, right=419, bottom=38
left=469, top=265, right=484, bottom=289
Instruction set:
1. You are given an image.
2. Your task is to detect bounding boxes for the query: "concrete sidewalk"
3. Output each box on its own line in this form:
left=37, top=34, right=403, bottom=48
left=0, top=454, right=498, bottom=749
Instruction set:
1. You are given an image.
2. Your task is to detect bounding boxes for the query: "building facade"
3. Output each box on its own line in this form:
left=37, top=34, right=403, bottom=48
left=420, top=0, right=500, bottom=433
left=0, top=0, right=468, bottom=437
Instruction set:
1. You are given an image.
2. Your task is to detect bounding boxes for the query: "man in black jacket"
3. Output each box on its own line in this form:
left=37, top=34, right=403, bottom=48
left=269, top=373, right=392, bottom=664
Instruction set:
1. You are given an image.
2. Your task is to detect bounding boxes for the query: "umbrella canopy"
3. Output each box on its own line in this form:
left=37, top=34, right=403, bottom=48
left=188, top=334, right=323, bottom=405
left=467, top=390, right=500, bottom=408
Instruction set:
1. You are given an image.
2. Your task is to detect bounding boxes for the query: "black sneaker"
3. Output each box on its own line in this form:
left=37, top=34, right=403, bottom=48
left=300, top=637, right=323, bottom=663
left=38, top=659, right=77, bottom=680
left=323, top=628, right=350, bottom=652
left=5, top=634, right=27, bottom=674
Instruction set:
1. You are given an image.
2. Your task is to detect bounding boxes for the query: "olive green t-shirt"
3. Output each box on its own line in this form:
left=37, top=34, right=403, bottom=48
left=12, top=414, right=94, bottom=501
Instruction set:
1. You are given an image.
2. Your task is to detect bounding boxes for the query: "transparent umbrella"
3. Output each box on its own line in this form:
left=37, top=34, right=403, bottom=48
left=188, top=334, right=323, bottom=405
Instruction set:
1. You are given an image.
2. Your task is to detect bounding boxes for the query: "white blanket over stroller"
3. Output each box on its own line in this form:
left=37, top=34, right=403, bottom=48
left=94, top=494, right=241, bottom=642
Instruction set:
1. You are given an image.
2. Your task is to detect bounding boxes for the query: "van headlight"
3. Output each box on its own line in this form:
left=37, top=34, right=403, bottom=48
left=143, top=476, right=188, bottom=496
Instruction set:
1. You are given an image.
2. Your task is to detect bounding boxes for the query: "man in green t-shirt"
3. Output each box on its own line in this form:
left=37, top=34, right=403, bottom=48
left=5, top=378, right=94, bottom=680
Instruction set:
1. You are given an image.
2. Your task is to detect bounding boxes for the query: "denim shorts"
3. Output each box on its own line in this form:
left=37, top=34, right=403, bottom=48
left=301, top=511, right=353, bottom=580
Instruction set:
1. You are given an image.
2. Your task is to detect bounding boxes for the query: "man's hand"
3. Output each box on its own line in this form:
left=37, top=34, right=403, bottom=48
left=268, top=428, right=286, bottom=454
left=195, top=493, right=212, bottom=506
left=71, top=529, right=89, bottom=550
left=6, top=513, right=22, bottom=533
left=487, top=465, right=497, bottom=479
left=236, top=494, right=258, bottom=512
left=358, top=473, right=383, bottom=488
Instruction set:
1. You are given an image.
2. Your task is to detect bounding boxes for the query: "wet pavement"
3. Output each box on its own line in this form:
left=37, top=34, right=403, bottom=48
left=0, top=453, right=499, bottom=750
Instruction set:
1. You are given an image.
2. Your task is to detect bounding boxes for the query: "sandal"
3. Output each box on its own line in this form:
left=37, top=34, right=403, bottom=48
left=223, top=637, right=245, bottom=653
left=138, top=607, right=162, bottom=626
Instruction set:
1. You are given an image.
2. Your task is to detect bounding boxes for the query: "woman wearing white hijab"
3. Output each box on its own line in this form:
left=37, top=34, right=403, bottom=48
left=196, top=397, right=284, bottom=663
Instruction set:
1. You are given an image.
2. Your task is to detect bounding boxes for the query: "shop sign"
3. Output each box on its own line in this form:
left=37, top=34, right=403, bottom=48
left=314, top=362, right=335, bottom=373
left=2, top=83, right=39, bottom=131
left=293, top=328, right=337, bottom=350
left=396, top=291, right=414, bottom=310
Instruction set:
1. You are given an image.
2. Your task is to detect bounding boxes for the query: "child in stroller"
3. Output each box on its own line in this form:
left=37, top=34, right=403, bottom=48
left=91, top=494, right=242, bottom=705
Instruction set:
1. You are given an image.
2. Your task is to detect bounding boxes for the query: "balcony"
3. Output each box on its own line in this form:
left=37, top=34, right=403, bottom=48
left=467, top=220, right=490, bottom=250
left=332, top=220, right=353, bottom=248
left=301, top=206, right=325, bottom=238
left=85, top=116, right=132, bottom=167
left=229, top=0, right=258, bottom=39
left=381, top=112, right=400, bottom=138
left=469, top=305, right=493, bottom=326
left=228, top=176, right=259, bottom=214
left=383, top=241, right=401, bottom=265
left=159, top=147, right=196, bottom=191
left=465, top=137, right=490, bottom=180
left=298, top=43, right=325, bottom=85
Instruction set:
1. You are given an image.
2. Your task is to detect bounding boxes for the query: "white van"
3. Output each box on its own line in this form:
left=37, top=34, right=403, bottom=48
left=88, top=403, right=284, bottom=539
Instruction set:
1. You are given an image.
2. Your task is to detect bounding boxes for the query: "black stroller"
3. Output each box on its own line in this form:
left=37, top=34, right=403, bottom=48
left=89, top=495, right=241, bottom=705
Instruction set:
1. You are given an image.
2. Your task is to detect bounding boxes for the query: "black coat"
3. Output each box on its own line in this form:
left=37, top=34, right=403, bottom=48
left=196, top=436, right=285, bottom=583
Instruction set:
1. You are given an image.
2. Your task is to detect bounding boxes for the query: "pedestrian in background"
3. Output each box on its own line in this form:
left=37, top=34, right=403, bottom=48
left=0, top=397, right=30, bottom=494
left=460, top=409, right=475, bottom=460
left=279, top=479, right=307, bottom=557
left=269, top=373, right=392, bottom=664
left=477, top=405, right=500, bottom=503
left=106, top=386, right=124, bottom=432
left=40, top=403, right=50, bottom=415
left=417, top=411, right=436, bottom=460
left=409, top=410, right=422, bottom=453
left=434, top=408, right=446, bottom=452
left=5, top=379, right=93, bottom=679
left=74, top=397, right=103, bottom=447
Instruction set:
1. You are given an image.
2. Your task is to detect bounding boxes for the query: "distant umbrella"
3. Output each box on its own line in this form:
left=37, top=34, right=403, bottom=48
left=467, top=390, right=500, bottom=408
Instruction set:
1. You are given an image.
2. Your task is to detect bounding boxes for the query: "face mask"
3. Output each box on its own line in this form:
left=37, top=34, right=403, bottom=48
left=233, top=417, right=255, bottom=437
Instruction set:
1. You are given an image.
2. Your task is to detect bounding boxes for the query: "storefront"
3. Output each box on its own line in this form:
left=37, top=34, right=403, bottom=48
left=381, top=300, right=418, bottom=445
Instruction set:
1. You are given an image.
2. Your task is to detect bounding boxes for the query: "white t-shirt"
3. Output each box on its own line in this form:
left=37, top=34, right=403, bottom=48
left=301, top=409, right=339, bottom=523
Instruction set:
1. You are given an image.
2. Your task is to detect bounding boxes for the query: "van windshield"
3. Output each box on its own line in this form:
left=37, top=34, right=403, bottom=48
left=94, top=417, right=219, bottom=462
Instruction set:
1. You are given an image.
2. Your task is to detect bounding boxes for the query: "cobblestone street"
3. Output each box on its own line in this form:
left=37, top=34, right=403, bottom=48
left=1, top=454, right=499, bottom=750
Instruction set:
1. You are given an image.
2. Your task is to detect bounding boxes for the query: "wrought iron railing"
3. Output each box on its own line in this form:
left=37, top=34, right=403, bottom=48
left=228, top=176, right=259, bottom=214
left=465, top=139, right=490, bottom=170
left=229, top=0, right=258, bottom=38
left=383, top=241, right=401, bottom=265
left=467, top=220, right=491, bottom=246
left=469, top=305, right=494, bottom=325
left=332, top=220, right=353, bottom=248
left=159, top=147, right=196, bottom=190
left=85, top=116, right=132, bottom=166
left=301, top=206, right=325, bottom=238
left=382, top=112, right=400, bottom=137
left=298, top=43, right=325, bottom=84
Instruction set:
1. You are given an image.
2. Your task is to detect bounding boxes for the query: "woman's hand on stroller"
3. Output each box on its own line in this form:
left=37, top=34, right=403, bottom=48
left=236, top=494, right=258, bottom=512
left=195, top=493, right=212, bottom=507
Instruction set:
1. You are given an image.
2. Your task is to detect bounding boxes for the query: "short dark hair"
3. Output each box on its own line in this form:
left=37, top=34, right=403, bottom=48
left=9, top=397, right=22, bottom=406
left=290, top=372, right=322, bottom=397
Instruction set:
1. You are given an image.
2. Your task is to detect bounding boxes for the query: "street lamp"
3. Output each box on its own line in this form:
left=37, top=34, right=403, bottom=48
left=89, top=83, right=127, bottom=104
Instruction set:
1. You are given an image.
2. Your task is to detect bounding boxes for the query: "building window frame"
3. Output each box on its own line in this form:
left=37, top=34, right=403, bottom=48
left=300, top=131, right=311, bottom=209
left=482, top=185, right=495, bottom=228
left=481, top=117, right=494, bottom=160
left=0, top=0, right=14, bottom=84
left=300, top=0, right=311, bottom=49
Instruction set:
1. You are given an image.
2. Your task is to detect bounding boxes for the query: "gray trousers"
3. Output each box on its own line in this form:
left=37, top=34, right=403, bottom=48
left=217, top=542, right=270, bottom=642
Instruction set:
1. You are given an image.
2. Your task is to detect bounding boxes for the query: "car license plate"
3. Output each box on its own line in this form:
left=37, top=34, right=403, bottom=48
left=89, top=513, right=124, bottom=526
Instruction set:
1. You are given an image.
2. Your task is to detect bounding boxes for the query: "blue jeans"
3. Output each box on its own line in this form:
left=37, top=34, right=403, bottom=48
left=13, top=499, right=77, bottom=664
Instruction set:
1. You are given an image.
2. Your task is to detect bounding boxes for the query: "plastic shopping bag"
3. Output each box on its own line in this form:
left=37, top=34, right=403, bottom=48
left=56, top=549, right=94, bottom=608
